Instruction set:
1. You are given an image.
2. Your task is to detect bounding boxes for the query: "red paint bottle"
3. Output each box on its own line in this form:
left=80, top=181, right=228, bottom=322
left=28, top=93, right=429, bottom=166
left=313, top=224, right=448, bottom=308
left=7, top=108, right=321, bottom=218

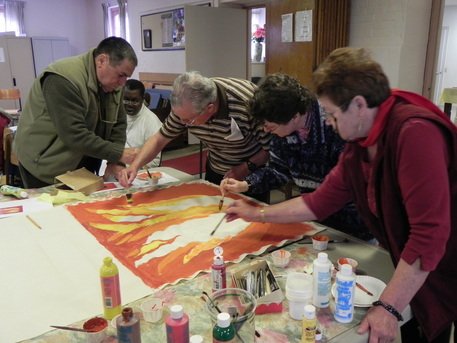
left=211, top=246, right=226, bottom=293
left=165, top=304, right=190, bottom=343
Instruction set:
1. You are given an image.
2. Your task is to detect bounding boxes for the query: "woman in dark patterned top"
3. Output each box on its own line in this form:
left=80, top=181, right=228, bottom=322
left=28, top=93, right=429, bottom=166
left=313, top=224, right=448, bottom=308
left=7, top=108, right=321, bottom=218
left=221, top=73, right=373, bottom=241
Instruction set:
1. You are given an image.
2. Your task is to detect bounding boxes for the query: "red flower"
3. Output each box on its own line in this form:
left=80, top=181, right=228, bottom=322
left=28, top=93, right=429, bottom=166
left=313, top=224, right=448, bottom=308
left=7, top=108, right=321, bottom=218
left=252, top=27, right=265, bottom=43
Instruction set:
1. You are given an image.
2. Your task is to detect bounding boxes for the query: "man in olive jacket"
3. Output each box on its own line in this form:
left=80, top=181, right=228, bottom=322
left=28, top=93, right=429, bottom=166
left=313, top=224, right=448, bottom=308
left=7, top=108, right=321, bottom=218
left=14, top=37, right=138, bottom=188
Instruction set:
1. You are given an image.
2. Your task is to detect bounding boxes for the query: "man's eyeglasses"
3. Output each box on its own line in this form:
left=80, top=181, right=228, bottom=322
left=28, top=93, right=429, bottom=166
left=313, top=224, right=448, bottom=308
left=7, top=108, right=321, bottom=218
left=123, top=99, right=142, bottom=106
left=180, top=103, right=212, bottom=126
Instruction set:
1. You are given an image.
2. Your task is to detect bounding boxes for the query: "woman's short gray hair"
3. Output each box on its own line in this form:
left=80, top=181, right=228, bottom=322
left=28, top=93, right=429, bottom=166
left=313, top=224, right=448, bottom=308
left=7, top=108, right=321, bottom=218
left=171, top=71, right=217, bottom=113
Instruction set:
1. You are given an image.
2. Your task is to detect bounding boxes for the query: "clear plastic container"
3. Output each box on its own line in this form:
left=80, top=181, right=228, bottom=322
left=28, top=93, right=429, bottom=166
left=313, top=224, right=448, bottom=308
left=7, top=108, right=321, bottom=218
left=285, top=272, right=313, bottom=320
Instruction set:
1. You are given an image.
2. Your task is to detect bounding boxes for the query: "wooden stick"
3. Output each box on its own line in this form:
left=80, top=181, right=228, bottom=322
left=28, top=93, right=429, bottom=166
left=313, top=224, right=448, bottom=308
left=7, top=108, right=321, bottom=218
left=26, top=215, right=42, bottom=230
left=50, top=325, right=88, bottom=333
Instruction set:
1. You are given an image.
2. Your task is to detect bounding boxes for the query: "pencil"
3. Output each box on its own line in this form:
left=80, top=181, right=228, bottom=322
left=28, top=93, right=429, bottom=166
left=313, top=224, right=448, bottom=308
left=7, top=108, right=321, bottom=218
left=26, top=215, right=42, bottom=230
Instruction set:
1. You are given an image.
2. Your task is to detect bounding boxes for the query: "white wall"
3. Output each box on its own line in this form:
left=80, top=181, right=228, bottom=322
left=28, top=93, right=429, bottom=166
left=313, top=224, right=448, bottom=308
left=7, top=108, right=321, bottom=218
left=349, top=0, right=432, bottom=93
left=442, top=5, right=457, bottom=89
left=21, top=0, right=435, bottom=91
left=23, top=0, right=98, bottom=56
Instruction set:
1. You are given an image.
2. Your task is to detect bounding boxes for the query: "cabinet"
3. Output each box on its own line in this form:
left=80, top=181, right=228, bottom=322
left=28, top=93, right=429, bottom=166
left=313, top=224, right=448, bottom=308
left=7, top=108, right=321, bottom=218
left=0, top=36, right=36, bottom=109
left=31, top=37, right=71, bottom=76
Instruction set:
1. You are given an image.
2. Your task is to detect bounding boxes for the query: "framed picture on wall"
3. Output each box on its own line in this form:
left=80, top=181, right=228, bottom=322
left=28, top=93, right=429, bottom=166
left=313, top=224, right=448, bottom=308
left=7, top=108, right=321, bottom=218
left=140, top=2, right=211, bottom=51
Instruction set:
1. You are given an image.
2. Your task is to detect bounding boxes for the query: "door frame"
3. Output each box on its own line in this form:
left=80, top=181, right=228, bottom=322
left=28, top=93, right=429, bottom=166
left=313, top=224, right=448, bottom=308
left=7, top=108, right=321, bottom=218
left=422, top=0, right=445, bottom=100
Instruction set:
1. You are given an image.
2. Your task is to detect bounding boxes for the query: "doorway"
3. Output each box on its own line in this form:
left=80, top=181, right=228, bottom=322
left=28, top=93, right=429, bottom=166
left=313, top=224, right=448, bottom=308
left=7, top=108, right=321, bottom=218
left=248, top=6, right=266, bottom=84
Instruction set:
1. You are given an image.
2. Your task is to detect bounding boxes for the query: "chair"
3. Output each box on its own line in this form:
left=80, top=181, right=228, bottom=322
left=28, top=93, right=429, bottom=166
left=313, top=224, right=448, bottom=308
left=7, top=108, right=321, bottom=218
left=0, top=88, right=22, bottom=126
left=3, top=127, right=20, bottom=185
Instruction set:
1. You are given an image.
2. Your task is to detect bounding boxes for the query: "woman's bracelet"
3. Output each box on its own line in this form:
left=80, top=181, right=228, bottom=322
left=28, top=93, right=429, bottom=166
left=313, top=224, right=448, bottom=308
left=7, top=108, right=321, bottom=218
left=372, top=300, right=403, bottom=321
left=259, top=207, right=266, bottom=223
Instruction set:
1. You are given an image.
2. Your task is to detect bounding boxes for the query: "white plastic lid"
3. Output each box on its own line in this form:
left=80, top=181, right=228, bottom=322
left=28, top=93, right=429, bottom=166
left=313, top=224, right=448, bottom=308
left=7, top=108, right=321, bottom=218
left=19, top=191, right=28, bottom=198
left=316, top=328, right=323, bottom=340
left=317, top=252, right=328, bottom=262
left=216, top=312, right=231, bottom=328
left=213, top=256, right=224, bottom=265
left=303, top=304, right=316, bottom=320
left=170, top=304, right=184, bottom=319
left=190, top=335, right=204, bottom=343
left=340, top=263, right=353, bottom=276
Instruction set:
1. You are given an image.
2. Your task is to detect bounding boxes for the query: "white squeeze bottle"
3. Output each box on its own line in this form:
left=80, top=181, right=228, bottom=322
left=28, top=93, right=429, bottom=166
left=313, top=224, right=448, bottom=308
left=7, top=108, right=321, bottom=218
left=312, top=252, right=331, bottom=308
left=334, top=263, right=356, bottom=323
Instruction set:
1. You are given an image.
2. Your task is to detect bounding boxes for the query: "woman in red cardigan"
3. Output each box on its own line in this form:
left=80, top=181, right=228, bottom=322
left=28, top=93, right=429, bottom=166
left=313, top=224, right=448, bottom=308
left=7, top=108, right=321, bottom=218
left=225, top=47, right=457, bottom=343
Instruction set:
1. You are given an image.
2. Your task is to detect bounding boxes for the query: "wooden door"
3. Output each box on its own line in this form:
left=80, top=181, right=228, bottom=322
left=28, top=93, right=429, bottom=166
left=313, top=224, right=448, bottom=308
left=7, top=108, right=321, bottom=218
left=266, top=0, right=349, bottom=88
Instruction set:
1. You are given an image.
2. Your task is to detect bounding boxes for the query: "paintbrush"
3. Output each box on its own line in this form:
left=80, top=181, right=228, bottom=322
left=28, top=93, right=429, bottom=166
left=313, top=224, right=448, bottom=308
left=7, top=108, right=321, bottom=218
left=145, top=167, right=152, bottom=180
left=356, top=282, right=374, bottom=296
left=50, top=325, right=90, bottom=333
left=125, top=191, right=133, bottom=204
left=218, top=194, right=224, bottom=211
left=210, top=215, right=227, bottom=236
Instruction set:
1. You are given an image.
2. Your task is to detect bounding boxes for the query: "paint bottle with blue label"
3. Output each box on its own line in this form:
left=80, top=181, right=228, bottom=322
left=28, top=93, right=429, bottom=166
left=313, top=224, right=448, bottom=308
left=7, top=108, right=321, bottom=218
left=117, top=307, right=141, bottom=343
left=334, top=264, right=356, bottom=323
left=312, top=252, right=331, bottom=308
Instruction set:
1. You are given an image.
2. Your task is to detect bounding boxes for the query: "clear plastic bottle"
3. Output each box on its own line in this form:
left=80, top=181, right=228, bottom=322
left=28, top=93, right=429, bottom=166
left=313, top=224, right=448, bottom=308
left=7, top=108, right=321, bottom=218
left=0, top=185, right=28, bottom=199
left=100, top=256, right=122, bottom=320
left=334, top=263, right=356, bottom=323
left=165, top=304, right=190, bottom=343
left=213, top=312, right=235, bottom=342
left=312, top=252, right=331, bottom=308
left=211, top=246, right=226, bottom=293
left=301, top=304, right=317, bottom=343
left=116, top=307, right=141, bottom=343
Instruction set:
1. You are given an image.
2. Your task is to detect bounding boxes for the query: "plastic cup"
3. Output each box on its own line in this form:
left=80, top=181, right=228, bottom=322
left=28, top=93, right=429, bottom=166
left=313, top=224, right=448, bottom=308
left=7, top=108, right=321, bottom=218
left=337, top=257, right=358, bottom=272
left=206, top=288, right=257, bottom=342
left=271, top=249, right=291, bottom=267
left=82, top=317, right=108, bottom=343
left=312, top=234, right=330, bottom=251
left=140, top=297, right=164, bottom=323
left=285, top=272, right=313, bottom=320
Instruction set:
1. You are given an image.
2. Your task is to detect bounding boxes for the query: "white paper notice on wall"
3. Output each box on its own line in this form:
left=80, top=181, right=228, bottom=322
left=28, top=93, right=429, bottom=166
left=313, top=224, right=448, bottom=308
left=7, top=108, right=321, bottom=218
left=0, top=47, right=5, bottom=62
left=295, top=10, right=313, bottom=42
left=281, top=13, right=293, bottom=43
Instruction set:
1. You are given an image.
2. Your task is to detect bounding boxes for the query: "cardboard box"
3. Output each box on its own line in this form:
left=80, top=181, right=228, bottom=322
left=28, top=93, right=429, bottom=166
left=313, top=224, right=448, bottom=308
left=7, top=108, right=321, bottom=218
left=55, top=168, right=103, bottom=195
left=231, top=259, right=284, bottom=314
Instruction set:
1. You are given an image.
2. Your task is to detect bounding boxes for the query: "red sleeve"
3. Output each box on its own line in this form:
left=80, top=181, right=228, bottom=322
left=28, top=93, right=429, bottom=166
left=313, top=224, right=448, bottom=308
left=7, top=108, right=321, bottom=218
left=397, top=119, right=451, bottom=271
left=303, top=155, right=353, bottom=220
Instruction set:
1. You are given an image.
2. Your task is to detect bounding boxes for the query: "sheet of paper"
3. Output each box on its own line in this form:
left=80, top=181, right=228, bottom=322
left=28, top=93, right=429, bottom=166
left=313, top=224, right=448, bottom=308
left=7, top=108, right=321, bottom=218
left=0, top=198, right=53, bottom=219
left=0, top=207, right=152, bottom=342
left=295, top=10, right=313, bottom=42
left=281, top=13, right=293, bottom=42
